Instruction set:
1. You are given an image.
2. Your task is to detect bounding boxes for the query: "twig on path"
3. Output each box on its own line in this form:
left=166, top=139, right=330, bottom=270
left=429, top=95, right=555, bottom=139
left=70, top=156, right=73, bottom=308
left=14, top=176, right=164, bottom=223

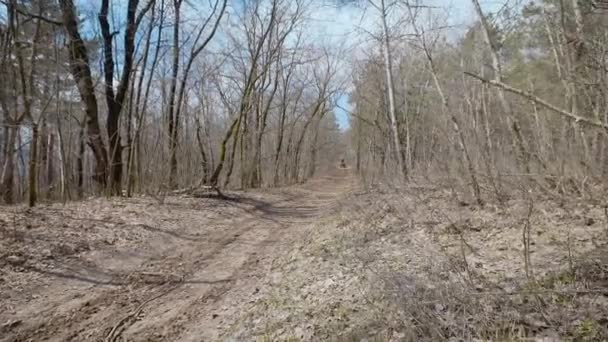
left=104, top=284, right=180, bottom=342
left=471, top=288, right=608, bottom=297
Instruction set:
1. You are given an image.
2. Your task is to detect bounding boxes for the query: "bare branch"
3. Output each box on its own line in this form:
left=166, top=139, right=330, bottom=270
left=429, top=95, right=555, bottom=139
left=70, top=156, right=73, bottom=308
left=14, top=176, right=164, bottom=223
left=464, top=71, right=608, bottom=130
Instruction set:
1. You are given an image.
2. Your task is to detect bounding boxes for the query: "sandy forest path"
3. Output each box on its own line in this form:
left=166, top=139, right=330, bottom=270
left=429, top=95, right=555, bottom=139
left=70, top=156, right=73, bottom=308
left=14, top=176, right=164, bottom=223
left=1, top=169, right=356, bottom=341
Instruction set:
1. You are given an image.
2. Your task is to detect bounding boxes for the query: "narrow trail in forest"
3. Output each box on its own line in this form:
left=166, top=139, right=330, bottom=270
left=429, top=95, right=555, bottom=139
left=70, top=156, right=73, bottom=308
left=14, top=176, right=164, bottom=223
left=0, top=168, right=355, bottom=341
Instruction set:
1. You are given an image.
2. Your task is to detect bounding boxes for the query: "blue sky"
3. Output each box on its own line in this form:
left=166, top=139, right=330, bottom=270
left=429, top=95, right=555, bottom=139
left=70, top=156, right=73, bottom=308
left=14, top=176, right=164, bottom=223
left=68, top=0, right=505, bottom=131
left=313, top=0, right=506, bottom=130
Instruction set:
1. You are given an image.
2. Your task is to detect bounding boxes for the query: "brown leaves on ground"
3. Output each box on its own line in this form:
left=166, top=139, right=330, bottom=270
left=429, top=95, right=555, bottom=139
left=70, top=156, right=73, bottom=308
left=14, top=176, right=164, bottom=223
left=2, top=173, right=607, bottom=341
left=0, top=171, right=355, bottom=341
left=226, top=181, right=608, bottom=341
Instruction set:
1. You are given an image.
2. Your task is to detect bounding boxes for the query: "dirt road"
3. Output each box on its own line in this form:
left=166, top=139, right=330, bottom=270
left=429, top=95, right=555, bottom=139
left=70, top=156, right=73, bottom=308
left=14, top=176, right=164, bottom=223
left=0, top=169, right=354, bottom=341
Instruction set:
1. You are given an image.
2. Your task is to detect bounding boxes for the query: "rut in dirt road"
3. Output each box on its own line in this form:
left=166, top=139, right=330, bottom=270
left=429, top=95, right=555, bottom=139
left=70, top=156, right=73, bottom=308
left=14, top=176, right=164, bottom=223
left=0, top=170, right=355, bottom=342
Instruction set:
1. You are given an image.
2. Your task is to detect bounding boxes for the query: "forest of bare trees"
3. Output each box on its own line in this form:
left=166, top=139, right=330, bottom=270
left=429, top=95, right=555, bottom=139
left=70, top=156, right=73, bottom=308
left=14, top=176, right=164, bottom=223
left=0, top=0, right=344, bottom=206
left=2, top=0, right=607, bottom=207
left=350, top=0, right=608, bottom=204
left=2, top=1, right=608, bottom=340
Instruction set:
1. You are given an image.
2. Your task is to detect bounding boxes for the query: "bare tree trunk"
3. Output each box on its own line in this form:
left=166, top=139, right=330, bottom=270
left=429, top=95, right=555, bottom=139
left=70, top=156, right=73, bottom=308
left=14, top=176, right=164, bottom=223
left=471, top=0, right=531, bottom=175
left=39, top=119, right=49, bottom=193
left=55, top=114, right=70, bottom=202
left=406, top=2, right=482, bottom=204
left=28, top=124, right=38, bottom=207
left=274, top=73, right=302, bottom=186
left=195, top=89, right=215, bottom=180
left=294, top=104, right=326, bottom=183
left=131, top=0, right=165, bottom=194
left=283, top=122, right=296, bottom=182
left=169, top=0, right=226, bottom=188
left=249, top=69, right=280, bottom=188
left=226, top=115, right=245, bottom=188
left=435, top=69, right=481, bottom=204
left=15, top=1, right=41, bottom=205
left=209, top=115, right=241, bottom=187
left=307, top=115, right=323, bottom=179
left=196, top=118, right=210, bottom=184
left=273, top=105, right=287, bottom=186
left=239, top=109, right=249, bottom=188
left=0, top=126, right=16, bottom=203
left=571, top=0, right=585, bottom=62
left=356, top=120, right=362, bottom=173
left=379, top=0, right=406, bottom=179
left=77, top=118, right=86, bottom=197
left=99, top=0, right=152, bottom=195
left=17, top=130, right=26, bottom=197
left=166, top=0, right=182, bottom=189
left=59, top=0, right=109, bottom=187
left=47, top=131, right=55, bottom=195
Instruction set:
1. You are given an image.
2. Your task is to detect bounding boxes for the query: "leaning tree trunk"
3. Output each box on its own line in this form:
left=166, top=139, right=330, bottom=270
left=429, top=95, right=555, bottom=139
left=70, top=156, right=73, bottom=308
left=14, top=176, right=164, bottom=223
left=59, top=0, right=109, bottom=187
left=471, top=0, right=531, bottom=175
left=209, top=115, right=241, bottom=187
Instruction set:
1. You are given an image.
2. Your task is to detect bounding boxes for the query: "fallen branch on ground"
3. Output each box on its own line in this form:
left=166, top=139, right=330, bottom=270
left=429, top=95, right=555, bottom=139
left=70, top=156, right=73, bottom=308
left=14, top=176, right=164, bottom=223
left=172, top=185, right=226, bottom=199
left=472, top=288, right=608, bottom=297
left=105, top=285, right=180, bottom=342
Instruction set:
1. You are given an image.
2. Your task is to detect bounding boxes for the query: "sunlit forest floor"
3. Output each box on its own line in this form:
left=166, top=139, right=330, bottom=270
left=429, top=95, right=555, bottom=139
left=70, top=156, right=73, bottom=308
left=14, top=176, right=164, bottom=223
left=227, top=179, right=608, bottom=341
left=1, top=169, right=607, bottom=341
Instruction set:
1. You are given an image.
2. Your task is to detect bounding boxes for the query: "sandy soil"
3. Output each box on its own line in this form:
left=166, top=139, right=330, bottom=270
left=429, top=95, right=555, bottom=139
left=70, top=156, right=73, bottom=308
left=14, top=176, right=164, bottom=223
left=0, top=169, right=355, bottom=341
